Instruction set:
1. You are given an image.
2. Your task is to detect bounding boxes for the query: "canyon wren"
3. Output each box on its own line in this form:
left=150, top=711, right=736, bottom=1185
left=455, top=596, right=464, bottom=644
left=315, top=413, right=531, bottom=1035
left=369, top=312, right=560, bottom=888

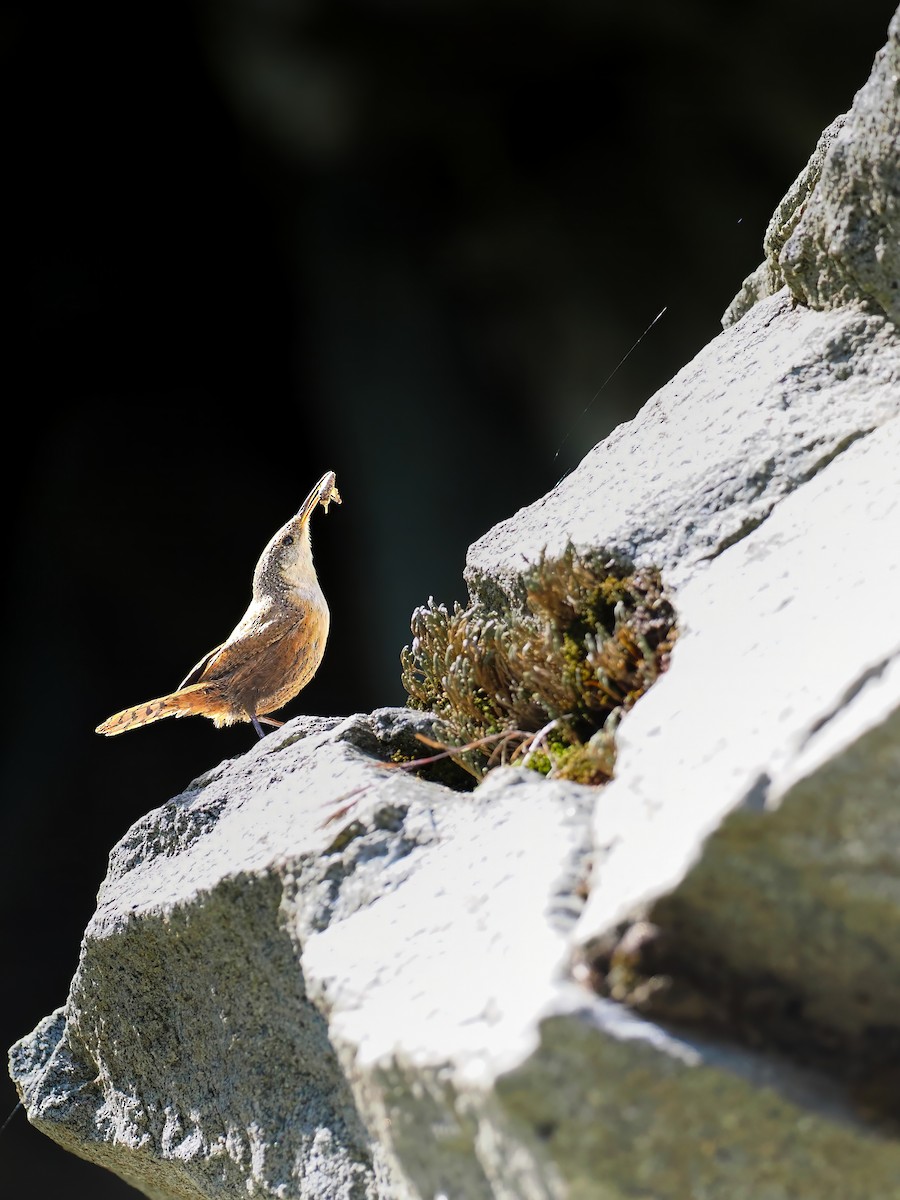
left=96, top=471, right=341, bottom=740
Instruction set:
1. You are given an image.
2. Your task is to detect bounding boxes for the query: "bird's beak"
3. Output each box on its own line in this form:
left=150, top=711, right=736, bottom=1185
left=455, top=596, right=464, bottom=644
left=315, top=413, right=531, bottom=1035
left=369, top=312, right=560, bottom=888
left=297, top=471, right=341, bottom=525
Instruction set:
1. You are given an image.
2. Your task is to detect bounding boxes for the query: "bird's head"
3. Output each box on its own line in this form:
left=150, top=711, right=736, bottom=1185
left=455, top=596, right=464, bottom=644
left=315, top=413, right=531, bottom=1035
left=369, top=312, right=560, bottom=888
left=252, top=471, right=341, bottom=599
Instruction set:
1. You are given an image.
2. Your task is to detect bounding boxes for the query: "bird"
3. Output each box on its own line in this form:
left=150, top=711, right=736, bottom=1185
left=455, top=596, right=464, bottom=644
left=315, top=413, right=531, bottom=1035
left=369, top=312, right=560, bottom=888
left=96, top=470, right=341, bottom=739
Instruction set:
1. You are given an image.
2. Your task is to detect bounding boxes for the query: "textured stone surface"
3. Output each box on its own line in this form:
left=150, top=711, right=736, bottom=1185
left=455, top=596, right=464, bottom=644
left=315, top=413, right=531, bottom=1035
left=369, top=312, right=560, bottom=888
left=8, top=710, right=452, bottom=1200
left=722, top=113, right=848, bottom=327
left=780, top=9, right=900, bottom=321
left=8, top=712, right=598, bottom=1199
left=484, top=994, right=900, bottom=1200
left=303, top=765, right=596, bottom=1200
left=724, top=9, right=900, bottom=327
left=16, top=692, right=900, bottom=1199
left=465, top=289, right=900, bottom=609
left=575, top=416, right=900, bottom=1039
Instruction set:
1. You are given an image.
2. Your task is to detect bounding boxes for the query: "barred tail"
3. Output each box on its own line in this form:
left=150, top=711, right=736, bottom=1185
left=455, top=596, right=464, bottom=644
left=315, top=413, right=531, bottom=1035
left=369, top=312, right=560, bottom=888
left=95, top=687, right=204, bottom=736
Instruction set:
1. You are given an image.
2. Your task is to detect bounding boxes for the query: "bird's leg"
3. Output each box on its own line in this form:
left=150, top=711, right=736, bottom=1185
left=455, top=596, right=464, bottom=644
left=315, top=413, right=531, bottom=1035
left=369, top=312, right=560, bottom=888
left=250, top=714, right=266, bottom=739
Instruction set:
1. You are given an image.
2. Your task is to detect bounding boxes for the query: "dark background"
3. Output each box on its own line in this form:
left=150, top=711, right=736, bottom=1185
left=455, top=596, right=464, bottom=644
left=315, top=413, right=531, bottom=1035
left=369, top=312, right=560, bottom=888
left=2, top=1, right=896, bottom=1194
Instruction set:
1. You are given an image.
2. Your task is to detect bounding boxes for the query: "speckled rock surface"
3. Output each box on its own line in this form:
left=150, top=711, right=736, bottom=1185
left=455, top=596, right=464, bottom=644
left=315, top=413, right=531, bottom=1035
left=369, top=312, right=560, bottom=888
left=779, top=9, right=900, bottom=321
left=13, top=701, right=900, bottom=1200
left=8, top=711, right=599, bottom=1200
left=722, top=113, right=847, bottom=327
left=465, top=290, right=900, bottom=609
left=724, top=8, right=900, bottom=327
left=574, top=417, right=900, bottom=1042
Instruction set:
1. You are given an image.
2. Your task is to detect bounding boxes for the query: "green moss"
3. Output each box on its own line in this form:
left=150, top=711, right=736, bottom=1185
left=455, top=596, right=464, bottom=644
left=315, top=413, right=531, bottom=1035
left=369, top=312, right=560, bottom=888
left=525, top=751, right=553, bottom=777
left=400, top=546, right=677, bottom=785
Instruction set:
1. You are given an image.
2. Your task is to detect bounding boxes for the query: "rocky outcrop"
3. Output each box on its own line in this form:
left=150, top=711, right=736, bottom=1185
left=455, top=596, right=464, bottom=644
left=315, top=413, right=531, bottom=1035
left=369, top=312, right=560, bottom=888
left=9, top=9, right=900, bottom=1200
left=723, top=7, right=900, bottom=327
left=9, top=710, right=597, bottom=1200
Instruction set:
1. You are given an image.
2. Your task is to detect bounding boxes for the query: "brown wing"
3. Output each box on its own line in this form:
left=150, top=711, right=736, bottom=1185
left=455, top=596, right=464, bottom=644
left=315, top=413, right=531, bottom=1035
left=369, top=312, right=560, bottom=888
left=177, top=644, right=226, bottom=690
left=176, top=615, right=301, bottom=690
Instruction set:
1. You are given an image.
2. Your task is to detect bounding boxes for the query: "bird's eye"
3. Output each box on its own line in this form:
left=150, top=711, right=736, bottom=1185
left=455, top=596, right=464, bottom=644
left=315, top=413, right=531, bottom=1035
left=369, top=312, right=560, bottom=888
left=282, top=535, right=294, bottom=547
